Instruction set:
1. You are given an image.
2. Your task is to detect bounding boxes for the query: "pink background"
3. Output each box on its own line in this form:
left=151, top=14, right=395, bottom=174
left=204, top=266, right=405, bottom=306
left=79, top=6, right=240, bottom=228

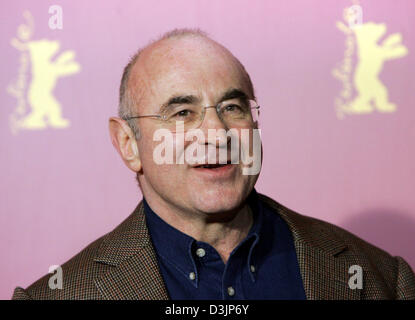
left=1, top=0, right=414, bottom=299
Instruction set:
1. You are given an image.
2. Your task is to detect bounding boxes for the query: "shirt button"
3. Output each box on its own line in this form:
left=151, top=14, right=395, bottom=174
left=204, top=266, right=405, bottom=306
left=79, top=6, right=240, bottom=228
left=196, top=248, right=206, bottom=258
left=189, top=272, right=196, bottom=280
left=227, top=286, right=235, bottom=296
left=250, top=265, right=256, bottom=273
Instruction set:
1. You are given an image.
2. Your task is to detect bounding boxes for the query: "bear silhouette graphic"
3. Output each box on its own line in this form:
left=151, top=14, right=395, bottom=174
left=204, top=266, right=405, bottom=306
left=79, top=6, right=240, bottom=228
left=343, top=22, right=408, bottom=114
left=19, top=39, right=80, bottom=129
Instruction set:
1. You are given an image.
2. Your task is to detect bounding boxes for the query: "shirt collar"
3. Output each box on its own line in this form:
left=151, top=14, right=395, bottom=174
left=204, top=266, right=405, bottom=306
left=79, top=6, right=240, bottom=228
left=143, top=189, right=263, bottom=286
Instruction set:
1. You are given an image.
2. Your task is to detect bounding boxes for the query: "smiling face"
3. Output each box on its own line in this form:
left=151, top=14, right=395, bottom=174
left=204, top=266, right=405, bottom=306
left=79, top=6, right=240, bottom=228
left=129, top=35, right=260, bottom=218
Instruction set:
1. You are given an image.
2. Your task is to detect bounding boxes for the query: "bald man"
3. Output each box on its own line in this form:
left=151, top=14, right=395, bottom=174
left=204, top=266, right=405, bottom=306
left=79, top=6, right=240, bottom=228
left=13, top=29, right=415, bottom=300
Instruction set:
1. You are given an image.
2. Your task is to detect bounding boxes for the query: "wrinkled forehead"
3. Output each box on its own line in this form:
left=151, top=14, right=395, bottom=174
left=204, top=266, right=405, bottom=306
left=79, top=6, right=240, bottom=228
left=129, top=37, right=252, bottom=113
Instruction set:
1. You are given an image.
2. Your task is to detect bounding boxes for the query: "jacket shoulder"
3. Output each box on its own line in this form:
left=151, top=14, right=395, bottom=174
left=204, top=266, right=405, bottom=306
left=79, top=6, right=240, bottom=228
left=12, top=231, right=111, bottom=300
left=258, top=193, right=395, bottom=260
left=258, top=193, right=415, bottom=299
left=12, top=202, right=156, bottom=300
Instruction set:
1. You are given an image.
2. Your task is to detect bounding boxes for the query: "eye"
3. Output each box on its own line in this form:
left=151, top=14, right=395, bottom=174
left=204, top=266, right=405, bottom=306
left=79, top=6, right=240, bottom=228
left=222, top=104, right=244, bottom=113
left=173, top=109, right=193, bottom=118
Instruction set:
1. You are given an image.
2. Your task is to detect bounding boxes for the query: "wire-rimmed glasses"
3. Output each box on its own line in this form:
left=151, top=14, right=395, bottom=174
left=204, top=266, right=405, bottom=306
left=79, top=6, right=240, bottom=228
left=122, top=99, right=260, bottom=133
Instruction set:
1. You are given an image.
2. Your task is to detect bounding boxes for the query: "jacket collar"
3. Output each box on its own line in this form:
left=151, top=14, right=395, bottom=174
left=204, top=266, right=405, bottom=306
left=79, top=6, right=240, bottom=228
left=257, top=194, right=361, bottom=300
left=93, top=203, right=169, bottom=300
left=93, top=203, right=150, bottom=266
left=93, top=194, right=361, bottom=300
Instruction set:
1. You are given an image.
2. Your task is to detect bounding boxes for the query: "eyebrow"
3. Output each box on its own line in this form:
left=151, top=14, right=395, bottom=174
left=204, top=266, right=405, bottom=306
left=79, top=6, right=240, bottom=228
left=166, top=95, right=198, bottom=106
left=159, top=95, right=198, bottom=114
left=159, top=88, right=249, bottom=113
left=218, top=88, right=248, bottom=102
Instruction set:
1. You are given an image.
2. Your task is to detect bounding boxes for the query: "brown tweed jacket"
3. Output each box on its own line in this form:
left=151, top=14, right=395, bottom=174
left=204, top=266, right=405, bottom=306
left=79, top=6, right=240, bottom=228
left=12, top=193, right=415, bottom=300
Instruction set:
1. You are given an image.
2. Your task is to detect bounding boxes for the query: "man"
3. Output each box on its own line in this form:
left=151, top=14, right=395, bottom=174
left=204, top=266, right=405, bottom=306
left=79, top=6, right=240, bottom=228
left=13, top=29, right=415, bottom=300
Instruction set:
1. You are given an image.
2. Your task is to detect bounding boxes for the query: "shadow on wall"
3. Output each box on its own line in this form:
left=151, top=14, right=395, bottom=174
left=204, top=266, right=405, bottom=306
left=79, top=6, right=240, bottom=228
left=341, top=208, right=415, bottom=271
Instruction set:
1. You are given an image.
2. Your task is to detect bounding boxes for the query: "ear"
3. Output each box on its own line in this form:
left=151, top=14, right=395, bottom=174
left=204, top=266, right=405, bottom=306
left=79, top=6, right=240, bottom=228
left=108, top=117, right=142, bottom=172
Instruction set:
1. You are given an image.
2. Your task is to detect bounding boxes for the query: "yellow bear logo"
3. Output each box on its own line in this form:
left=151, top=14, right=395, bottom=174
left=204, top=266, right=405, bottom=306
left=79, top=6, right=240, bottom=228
left=21, top=39, right=80, bottom=129
left=343, top=22, right=408, bottom=114
left=8, top=11, right=80, bottom=133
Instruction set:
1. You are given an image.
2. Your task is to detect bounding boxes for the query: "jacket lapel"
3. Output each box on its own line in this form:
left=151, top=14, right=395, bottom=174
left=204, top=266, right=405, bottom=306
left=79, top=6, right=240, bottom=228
left=294, top=240, right=361, bottom=300
left=93, top=202, right=169, bottom=300
left=93, top=194, right=362, bottom=300
left=258, top=194, right=362, bottom=300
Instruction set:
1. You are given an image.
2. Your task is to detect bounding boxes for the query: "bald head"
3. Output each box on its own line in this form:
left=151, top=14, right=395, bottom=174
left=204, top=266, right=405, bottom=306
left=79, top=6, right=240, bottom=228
left=118, top=29, right=255, bottom=138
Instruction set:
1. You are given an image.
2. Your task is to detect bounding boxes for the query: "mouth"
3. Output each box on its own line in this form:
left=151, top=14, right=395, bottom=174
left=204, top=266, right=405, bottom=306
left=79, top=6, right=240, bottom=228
left=194, top=163, right=230, bottom=169
left=193, top=159, right=233, bottom=169
left=191, top=161, right=236, bottom=178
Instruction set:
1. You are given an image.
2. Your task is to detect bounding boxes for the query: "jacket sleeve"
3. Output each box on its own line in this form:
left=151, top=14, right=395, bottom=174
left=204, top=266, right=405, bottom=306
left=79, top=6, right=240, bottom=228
left=11, top=287, right=33, bottom=300
left=395, top=256, right=415, bottom=300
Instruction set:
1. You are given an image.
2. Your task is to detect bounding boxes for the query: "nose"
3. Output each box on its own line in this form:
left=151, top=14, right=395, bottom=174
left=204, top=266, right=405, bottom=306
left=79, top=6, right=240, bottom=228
left=199, top=106, right=230, bottom=148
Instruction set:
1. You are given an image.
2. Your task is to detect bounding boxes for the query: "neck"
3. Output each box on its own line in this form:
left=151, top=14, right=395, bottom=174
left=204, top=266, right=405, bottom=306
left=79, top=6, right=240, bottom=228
left=143, top=191, right=253, bottom=264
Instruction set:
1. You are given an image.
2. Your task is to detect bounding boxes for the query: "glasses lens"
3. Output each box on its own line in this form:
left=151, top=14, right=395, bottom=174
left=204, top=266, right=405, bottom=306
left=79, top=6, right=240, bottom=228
left=162, top=100, right=259, bottom=133
left=219, top=99, right=259, bottom=126
left=163, top=104, right=202, bottom=133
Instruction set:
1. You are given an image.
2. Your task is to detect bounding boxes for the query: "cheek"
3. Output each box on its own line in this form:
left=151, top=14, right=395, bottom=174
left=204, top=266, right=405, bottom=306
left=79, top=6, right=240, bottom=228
left=139, top=131, right=187, bottom=180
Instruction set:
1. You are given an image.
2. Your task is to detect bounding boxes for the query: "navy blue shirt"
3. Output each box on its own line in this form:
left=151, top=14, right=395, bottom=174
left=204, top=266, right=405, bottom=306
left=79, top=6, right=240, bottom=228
left=144, top=190, right=306, bottom=300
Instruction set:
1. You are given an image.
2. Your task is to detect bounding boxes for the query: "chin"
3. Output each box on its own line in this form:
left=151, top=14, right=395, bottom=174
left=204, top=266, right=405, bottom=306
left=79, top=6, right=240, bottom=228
left=189, top=186, right=247, bottom=214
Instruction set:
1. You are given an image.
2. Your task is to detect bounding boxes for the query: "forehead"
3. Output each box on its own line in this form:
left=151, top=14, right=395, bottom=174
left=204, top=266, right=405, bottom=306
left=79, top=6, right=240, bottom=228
left=129, top=37, right=250, bottom=112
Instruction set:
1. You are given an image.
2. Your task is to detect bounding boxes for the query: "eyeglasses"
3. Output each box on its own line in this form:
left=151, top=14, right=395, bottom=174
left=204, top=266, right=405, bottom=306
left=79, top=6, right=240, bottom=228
left=123, top=99, right=260, bottom=133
